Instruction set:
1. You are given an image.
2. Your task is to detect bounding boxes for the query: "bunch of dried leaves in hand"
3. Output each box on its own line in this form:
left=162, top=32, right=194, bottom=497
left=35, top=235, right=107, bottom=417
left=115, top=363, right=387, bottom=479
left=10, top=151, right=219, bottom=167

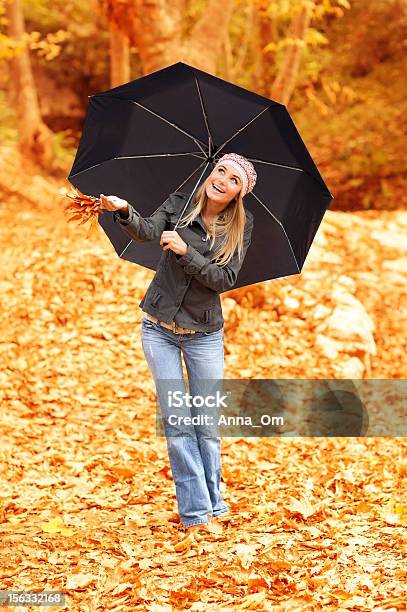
left=63, top=186, right=102, bottom=238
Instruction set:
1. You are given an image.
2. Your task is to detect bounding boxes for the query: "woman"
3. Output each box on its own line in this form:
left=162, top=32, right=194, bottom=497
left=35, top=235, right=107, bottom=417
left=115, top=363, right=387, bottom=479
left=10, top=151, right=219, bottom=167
left=99, top=153, right=256, bottom=536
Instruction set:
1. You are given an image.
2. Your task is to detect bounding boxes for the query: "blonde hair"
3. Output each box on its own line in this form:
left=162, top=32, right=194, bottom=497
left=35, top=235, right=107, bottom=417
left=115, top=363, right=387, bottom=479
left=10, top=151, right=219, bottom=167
left=177, top=177, right=247, bottom=267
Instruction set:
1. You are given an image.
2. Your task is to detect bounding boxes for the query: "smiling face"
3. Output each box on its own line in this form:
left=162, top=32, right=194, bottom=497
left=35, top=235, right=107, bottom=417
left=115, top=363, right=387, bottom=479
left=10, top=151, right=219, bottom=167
left=205, top=162, right=243, bottom=209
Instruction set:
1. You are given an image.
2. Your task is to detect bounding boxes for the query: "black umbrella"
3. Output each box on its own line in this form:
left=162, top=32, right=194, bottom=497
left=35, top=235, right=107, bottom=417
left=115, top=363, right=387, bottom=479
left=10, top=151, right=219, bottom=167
left=68, top=61, right=333, bottom=290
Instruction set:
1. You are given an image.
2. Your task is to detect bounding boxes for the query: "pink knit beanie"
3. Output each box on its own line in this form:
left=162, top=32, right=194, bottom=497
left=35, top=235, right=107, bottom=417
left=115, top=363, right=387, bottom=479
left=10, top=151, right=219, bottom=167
left=214, top=153, right=257, bottom=196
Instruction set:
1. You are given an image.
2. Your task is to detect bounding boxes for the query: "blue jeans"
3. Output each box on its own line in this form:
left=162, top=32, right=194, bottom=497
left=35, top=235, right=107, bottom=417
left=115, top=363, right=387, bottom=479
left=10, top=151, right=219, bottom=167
left=141, top=317, right=229, bottom=527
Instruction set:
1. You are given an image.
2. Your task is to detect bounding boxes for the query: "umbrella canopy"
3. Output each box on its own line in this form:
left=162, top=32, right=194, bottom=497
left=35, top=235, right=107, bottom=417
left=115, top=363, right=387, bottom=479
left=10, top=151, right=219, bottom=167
left=68, top=61, right=333, bottom=290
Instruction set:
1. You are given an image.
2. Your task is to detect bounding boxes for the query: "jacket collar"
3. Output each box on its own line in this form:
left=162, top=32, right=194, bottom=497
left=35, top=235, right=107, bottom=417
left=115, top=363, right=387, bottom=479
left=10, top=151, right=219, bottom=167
left=176, top=191, right=225, bottom=250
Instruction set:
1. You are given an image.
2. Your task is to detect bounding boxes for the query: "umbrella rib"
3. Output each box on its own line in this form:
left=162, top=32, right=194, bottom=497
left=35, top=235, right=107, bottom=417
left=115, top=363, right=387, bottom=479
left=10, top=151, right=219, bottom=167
left=214, top=106, right=271, bottom=157
left=250, top=191, right=300, bottom=272
left=69, top=152, right=206, bottom=177
left=194, top=77, right=213, bottom=157
left=117, top=152, right=206, bottom=161
left=130, top=100, right=207, bottom=156
left=248, top=156, right=332, bottom=194
left=246, top=157, right=305, bottom=173
left=118, top=159, right=209, bottom=258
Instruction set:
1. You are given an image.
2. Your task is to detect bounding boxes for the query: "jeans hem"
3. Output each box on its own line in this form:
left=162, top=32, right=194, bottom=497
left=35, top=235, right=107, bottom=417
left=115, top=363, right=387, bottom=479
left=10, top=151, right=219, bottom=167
left=182, top=517, right=209, bottom=528
left=212, top=507, right=229, bottom=518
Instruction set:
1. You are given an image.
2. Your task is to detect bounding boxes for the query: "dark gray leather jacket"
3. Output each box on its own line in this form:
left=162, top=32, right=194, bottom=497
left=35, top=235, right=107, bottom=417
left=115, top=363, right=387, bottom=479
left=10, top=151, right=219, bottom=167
left=113, top=191, right=254, bottom=332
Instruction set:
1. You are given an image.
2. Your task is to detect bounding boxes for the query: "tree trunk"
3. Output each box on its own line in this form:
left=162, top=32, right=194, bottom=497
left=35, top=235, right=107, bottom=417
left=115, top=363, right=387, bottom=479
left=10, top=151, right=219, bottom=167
left=223, top=0, right=255, bottom=83
left=186, top=0, right=235, bottom=73
left=252, top=0, right=274, bottom=97
left=104, top=0, right=234, bottom=75
left=271, top=1, right=315, bottom=105
left=6, top=0, right=54, bottom=170
left=109, top=23, right=130, bottom=87
left=231, top=0, right=255, bottom=81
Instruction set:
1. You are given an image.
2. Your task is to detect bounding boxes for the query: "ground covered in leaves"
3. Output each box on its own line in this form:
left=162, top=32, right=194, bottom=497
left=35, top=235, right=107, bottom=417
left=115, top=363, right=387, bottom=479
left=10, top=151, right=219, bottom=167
left=0, top=161, right=405, bottom=610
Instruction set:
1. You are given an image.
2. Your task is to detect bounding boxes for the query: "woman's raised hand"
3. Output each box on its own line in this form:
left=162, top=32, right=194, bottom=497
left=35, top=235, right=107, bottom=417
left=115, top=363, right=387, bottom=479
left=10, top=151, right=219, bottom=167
left=99, top=193, right=129, bottom=213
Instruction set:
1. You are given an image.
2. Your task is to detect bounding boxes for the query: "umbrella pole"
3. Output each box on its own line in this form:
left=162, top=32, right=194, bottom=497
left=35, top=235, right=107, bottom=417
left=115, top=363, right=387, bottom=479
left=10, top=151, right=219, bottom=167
left=162, top=160, right=211, bottom=268
left=174, top=161, right=211, bottom=231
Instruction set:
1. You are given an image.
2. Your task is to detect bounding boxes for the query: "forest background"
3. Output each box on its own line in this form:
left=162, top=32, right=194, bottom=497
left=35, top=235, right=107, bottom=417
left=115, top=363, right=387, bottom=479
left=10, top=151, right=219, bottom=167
left=2, top=0, right=406, bottom=212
